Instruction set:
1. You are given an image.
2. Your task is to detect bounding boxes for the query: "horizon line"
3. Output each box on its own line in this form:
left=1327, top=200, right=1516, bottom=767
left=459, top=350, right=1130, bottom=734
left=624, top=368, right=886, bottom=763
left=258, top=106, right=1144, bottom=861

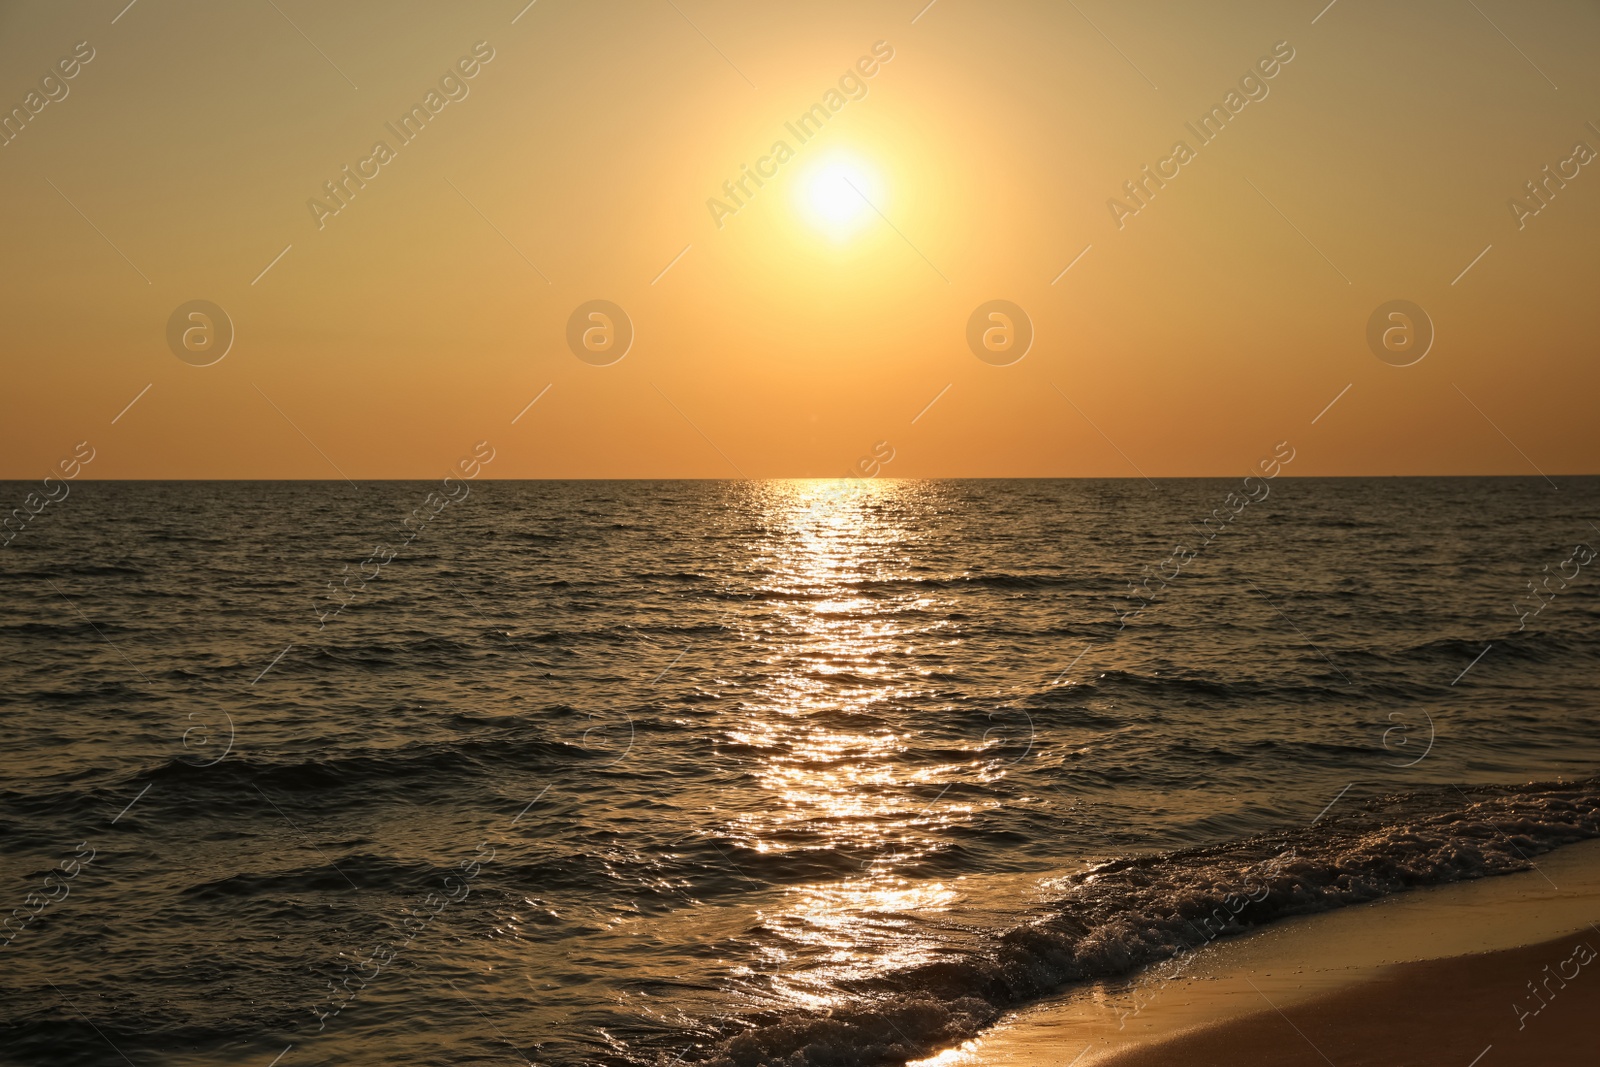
left=3, top=474, right=1595, bottom=483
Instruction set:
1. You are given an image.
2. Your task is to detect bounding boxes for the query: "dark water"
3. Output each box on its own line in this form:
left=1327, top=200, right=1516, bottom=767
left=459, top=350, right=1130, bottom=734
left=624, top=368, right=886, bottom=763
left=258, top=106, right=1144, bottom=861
left=2, top=477, right=1599, bottom=1067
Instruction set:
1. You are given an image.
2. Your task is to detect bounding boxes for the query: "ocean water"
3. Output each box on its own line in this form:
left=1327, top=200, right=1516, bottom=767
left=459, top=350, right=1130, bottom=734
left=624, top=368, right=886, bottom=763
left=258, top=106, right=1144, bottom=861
left=2, top=477, right=1600, bottom=1067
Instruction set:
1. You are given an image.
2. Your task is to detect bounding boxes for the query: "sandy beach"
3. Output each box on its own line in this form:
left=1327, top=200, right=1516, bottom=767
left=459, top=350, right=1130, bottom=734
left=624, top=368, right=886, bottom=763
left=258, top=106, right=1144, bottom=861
left=1101, top=932, right=1598, bottom=1066
left=921, top=838, right=1600, bottom=1067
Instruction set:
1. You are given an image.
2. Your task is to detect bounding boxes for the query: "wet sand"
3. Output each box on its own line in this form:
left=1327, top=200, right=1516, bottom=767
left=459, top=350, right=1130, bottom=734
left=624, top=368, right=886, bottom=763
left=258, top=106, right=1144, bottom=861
left=1101, top=932, right=1599, bottom=1067
left=917, top=838, right=1600, bottom=1067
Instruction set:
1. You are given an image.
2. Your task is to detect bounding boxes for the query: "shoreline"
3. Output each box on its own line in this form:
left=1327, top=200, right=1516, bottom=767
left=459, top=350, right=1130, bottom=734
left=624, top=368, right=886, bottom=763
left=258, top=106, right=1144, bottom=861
left=1099, top=932, right=1599, bottom=1067
left=914, top=837, right=1600, bottom=1067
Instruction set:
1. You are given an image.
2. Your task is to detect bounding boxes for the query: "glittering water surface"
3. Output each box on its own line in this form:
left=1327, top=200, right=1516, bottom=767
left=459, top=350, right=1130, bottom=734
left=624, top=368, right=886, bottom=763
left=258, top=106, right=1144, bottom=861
left=3, top=478, right=1599, bottom=1066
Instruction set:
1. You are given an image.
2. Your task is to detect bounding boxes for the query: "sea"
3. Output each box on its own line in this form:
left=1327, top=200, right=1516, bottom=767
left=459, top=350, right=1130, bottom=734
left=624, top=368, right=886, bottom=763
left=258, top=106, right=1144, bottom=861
left=2, top=477, right=1599, bottom=1067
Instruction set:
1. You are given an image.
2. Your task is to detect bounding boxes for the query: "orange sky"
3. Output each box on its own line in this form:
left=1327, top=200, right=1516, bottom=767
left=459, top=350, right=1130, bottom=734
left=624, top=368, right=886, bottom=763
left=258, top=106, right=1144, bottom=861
left=2, top=0, right=1596, bottom=479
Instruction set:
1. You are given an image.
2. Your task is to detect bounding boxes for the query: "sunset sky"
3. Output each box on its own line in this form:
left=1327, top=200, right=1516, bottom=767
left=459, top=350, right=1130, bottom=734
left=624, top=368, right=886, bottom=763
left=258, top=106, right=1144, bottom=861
left=2, top=0, right=1596, bottom=479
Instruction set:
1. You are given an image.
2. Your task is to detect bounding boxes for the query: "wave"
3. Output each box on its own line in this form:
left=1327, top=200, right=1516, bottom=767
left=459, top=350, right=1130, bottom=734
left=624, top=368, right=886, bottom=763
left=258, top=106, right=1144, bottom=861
left=147, top=737, right=582, bottom=792
left=700, top=776, right=1600, bottom=1067
left=180, top=852, right=440, bottom=898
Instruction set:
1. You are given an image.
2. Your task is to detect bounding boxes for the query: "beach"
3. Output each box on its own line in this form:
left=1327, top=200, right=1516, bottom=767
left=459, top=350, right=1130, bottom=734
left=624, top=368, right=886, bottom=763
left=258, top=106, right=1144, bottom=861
left=1102, top=934, right=1598, bottom=1066
left=934, top=838, right=1600, bottom=1067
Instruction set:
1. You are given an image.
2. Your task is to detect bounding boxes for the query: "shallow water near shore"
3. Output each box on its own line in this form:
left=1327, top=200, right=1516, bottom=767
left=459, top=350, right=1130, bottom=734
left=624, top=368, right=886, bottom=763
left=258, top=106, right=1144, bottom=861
left=2, top=477, right=1599, bottom=1066
left=936, top=837, right=1600, bottom=1066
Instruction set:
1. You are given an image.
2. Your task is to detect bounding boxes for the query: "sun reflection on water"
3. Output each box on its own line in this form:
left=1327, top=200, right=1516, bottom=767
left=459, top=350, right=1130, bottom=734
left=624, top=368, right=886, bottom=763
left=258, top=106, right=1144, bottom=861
left=721, top=480, right=996, bottom=1008
left=905, top=1039, right=983, bottom=1067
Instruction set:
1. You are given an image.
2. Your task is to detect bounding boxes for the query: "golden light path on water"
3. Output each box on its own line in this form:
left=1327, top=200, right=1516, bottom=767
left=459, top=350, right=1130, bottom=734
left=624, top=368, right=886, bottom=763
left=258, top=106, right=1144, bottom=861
left=721, top=480, right=1016, bottom=1011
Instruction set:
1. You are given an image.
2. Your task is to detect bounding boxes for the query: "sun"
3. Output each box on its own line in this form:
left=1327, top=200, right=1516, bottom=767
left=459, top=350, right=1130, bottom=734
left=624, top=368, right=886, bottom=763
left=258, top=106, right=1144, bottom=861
left=796, top=153, right=884, bottom=241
